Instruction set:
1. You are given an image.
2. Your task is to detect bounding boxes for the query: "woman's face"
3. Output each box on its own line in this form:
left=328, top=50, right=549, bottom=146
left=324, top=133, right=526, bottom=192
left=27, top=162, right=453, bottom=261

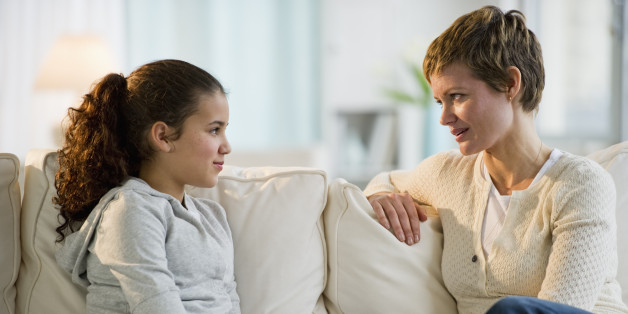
left=167, top=92, right=231, bottom=188
left=431, top=62, right=513, bottom=155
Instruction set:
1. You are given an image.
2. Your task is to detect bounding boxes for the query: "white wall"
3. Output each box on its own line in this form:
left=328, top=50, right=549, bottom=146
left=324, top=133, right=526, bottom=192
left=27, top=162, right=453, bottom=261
left=321, top=0, right=501, bottom=109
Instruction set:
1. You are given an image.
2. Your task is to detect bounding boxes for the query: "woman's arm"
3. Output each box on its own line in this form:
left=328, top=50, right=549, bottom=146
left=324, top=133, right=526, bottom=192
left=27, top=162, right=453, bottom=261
left=539, top=165, right=617, bottom=310
left=364, top=170, right=428, bottom=246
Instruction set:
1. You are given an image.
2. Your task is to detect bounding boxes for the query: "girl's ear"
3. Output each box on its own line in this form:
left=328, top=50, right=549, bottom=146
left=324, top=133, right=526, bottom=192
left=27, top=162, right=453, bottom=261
left=506, top=66, right=522, bottom=102
left=148, top=121, right=173, bottom=152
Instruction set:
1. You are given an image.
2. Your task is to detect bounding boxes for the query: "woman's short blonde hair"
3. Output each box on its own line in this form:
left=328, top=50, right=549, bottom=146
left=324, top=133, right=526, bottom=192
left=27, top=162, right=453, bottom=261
left=423, top=6, right=544, bottom=112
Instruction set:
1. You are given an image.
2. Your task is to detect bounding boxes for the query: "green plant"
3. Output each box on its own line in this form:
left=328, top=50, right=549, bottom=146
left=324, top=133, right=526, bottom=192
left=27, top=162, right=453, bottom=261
left=383, top=62, right=431, bottom=108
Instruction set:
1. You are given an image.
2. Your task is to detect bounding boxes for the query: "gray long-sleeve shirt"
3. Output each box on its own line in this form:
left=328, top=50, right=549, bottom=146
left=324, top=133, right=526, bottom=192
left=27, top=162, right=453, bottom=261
left=56, top=177, right=240, bottom=314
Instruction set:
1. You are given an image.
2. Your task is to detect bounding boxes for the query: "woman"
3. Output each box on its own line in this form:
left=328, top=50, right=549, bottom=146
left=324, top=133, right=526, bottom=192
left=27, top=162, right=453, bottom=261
left=54, top=59, right=240, bottom=313
left=365, top=6, right=627, bottom=313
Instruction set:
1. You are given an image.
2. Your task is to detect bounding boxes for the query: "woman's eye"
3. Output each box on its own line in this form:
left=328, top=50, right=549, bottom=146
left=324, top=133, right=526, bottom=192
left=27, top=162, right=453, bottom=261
left=209, top=128, right=219, bottom=135
left=435, top=100, right=443, bottom=107
left=452, top=93, right=463, bottom=101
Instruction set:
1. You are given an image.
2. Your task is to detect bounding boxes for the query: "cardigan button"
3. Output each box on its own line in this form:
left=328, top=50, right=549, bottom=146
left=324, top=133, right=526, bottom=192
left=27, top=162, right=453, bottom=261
left=471, top=255, right=478, bottom=262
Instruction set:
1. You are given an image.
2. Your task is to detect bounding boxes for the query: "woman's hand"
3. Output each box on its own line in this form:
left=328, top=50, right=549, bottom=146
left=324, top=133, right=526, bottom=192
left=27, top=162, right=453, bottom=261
left=367, top=192, right=428, bottom=245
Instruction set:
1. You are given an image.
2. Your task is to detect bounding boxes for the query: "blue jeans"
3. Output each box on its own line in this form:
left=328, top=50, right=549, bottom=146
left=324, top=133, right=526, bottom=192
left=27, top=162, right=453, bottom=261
left=486, top=296, right=592, bottom=314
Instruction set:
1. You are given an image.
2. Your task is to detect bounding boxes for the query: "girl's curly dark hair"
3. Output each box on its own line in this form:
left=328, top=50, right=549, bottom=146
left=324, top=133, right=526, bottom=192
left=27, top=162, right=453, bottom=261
left=53, top=59, right=225, bottom=242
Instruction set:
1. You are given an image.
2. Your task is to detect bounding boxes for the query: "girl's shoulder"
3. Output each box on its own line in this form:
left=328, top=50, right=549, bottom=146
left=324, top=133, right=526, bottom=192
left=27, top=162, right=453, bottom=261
left=186, top=196, right=231, bottom=233
left=189, top=196, right=224, bottom=209
left=187, top=195, right=227, bottom=217
left=98, top=178, right=176, bottom=221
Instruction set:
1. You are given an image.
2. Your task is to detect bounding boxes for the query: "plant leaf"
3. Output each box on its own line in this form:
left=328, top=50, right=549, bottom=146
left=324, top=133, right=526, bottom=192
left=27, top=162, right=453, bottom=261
left=383, top=89, right=418, bottom=104
left=410, top=63, right=431, bottom=107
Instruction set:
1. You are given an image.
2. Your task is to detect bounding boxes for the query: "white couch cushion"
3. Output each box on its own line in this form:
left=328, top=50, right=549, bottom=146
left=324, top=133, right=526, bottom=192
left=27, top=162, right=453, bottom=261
left=587, top=141, right=628, bottom=305
left=186, top=166, right=328, bottom=314
left=16, top=149, right=328, bottom=314
left=323, top=178, right=457, bottom=314
left=0, top=153, right=21, bottom=314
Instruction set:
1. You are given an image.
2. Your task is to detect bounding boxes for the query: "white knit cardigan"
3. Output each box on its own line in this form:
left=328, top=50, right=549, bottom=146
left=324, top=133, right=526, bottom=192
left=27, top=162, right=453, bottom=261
left=364, top=150, right=628, bottom=314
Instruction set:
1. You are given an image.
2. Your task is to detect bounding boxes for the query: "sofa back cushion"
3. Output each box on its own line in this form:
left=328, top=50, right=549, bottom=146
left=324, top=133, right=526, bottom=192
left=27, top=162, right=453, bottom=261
left=323, top=178, right=457, bottom=314
left=186, top=166, right=328, bottom=314
left=16, top=149, right=328, bottom=314
left=587, top=141, right=628, bottom=305
left=0, top=153, right=21, bottom=314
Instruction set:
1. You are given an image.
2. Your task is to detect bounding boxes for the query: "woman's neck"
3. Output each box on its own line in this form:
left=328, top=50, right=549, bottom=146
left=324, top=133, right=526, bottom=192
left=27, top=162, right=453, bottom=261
left=483, top=108, right=552, bottom=195
left=484, top=142, right=551, bottom=195
left=483, top=117, right=551, bottom=195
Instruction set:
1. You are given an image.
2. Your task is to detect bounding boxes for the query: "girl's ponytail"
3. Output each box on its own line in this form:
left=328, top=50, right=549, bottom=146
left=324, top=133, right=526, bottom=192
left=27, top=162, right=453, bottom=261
left=54, top=73, right=131, bottom=241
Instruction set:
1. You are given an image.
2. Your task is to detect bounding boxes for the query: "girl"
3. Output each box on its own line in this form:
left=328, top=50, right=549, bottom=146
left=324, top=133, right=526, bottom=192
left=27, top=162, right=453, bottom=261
left=54, top=59, right=240, bottom=314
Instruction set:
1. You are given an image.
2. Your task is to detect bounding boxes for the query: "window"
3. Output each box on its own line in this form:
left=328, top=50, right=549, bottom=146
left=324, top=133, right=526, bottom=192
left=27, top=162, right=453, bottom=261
left=525, top=0, right=625, bottom=154
left=126, top=0, right=320, bottom=150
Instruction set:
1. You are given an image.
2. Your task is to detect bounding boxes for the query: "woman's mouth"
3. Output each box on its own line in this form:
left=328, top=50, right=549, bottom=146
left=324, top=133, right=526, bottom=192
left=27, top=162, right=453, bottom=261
left=450, top=128, right=468, bottom=142
left=213, top=161, right=224, bottom=170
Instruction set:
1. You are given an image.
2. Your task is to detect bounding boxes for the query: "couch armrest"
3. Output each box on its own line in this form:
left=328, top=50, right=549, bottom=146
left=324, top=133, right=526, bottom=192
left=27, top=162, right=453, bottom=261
left=0, top=153, right=21, bottom=314
left=16, top=149, right=87, bottom=314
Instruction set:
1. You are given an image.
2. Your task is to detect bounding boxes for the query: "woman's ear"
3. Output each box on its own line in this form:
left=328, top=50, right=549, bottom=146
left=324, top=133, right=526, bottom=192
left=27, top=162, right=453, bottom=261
left=148, top=121, right=173, bottom=152
left=506, top=66, right=522, bottom=102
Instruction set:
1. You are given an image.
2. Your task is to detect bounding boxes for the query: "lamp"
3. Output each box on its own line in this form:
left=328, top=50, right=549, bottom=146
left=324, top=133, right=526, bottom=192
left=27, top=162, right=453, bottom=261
left=35, top=34, right=118, bottom=91
left=31, top=34, right=119, bottom=148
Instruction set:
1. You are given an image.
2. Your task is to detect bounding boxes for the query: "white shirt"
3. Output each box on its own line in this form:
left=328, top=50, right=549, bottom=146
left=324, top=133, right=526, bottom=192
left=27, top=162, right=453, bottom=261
left=480, top=148, right=563, bottom=257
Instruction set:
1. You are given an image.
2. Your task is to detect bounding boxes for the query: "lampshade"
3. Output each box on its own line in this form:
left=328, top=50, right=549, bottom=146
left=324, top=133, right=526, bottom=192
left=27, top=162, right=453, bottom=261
left=34, top=35, right=118, bottom=91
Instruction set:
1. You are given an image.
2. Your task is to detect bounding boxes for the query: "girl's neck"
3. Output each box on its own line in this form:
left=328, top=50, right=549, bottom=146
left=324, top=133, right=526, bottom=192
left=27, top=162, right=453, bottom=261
left=139, top=160, right=185, bottom=203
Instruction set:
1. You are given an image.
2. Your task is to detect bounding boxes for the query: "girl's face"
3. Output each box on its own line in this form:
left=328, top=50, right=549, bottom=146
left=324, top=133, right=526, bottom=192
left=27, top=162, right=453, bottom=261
left=167, top=92, right=231, bottom=189
left=431, top=62, right=513, bottom=155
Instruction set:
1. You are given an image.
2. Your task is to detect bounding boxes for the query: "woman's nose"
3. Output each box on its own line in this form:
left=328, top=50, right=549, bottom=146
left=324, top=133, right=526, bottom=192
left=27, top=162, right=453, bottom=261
left=439, top=104, right=456, bottom=126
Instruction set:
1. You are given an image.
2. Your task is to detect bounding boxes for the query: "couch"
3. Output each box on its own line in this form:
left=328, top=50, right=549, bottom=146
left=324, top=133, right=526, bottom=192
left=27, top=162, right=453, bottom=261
left=1, top=142, right=627, bottom=314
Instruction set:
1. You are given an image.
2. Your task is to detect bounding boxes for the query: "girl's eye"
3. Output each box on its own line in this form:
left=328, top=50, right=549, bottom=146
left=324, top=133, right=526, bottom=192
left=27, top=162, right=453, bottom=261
left=209, top=128, right=219, bottom=135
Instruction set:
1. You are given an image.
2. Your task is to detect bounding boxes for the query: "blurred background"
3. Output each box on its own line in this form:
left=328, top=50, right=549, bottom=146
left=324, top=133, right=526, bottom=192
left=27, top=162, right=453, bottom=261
left=1, top=0, right=626, bottom=188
